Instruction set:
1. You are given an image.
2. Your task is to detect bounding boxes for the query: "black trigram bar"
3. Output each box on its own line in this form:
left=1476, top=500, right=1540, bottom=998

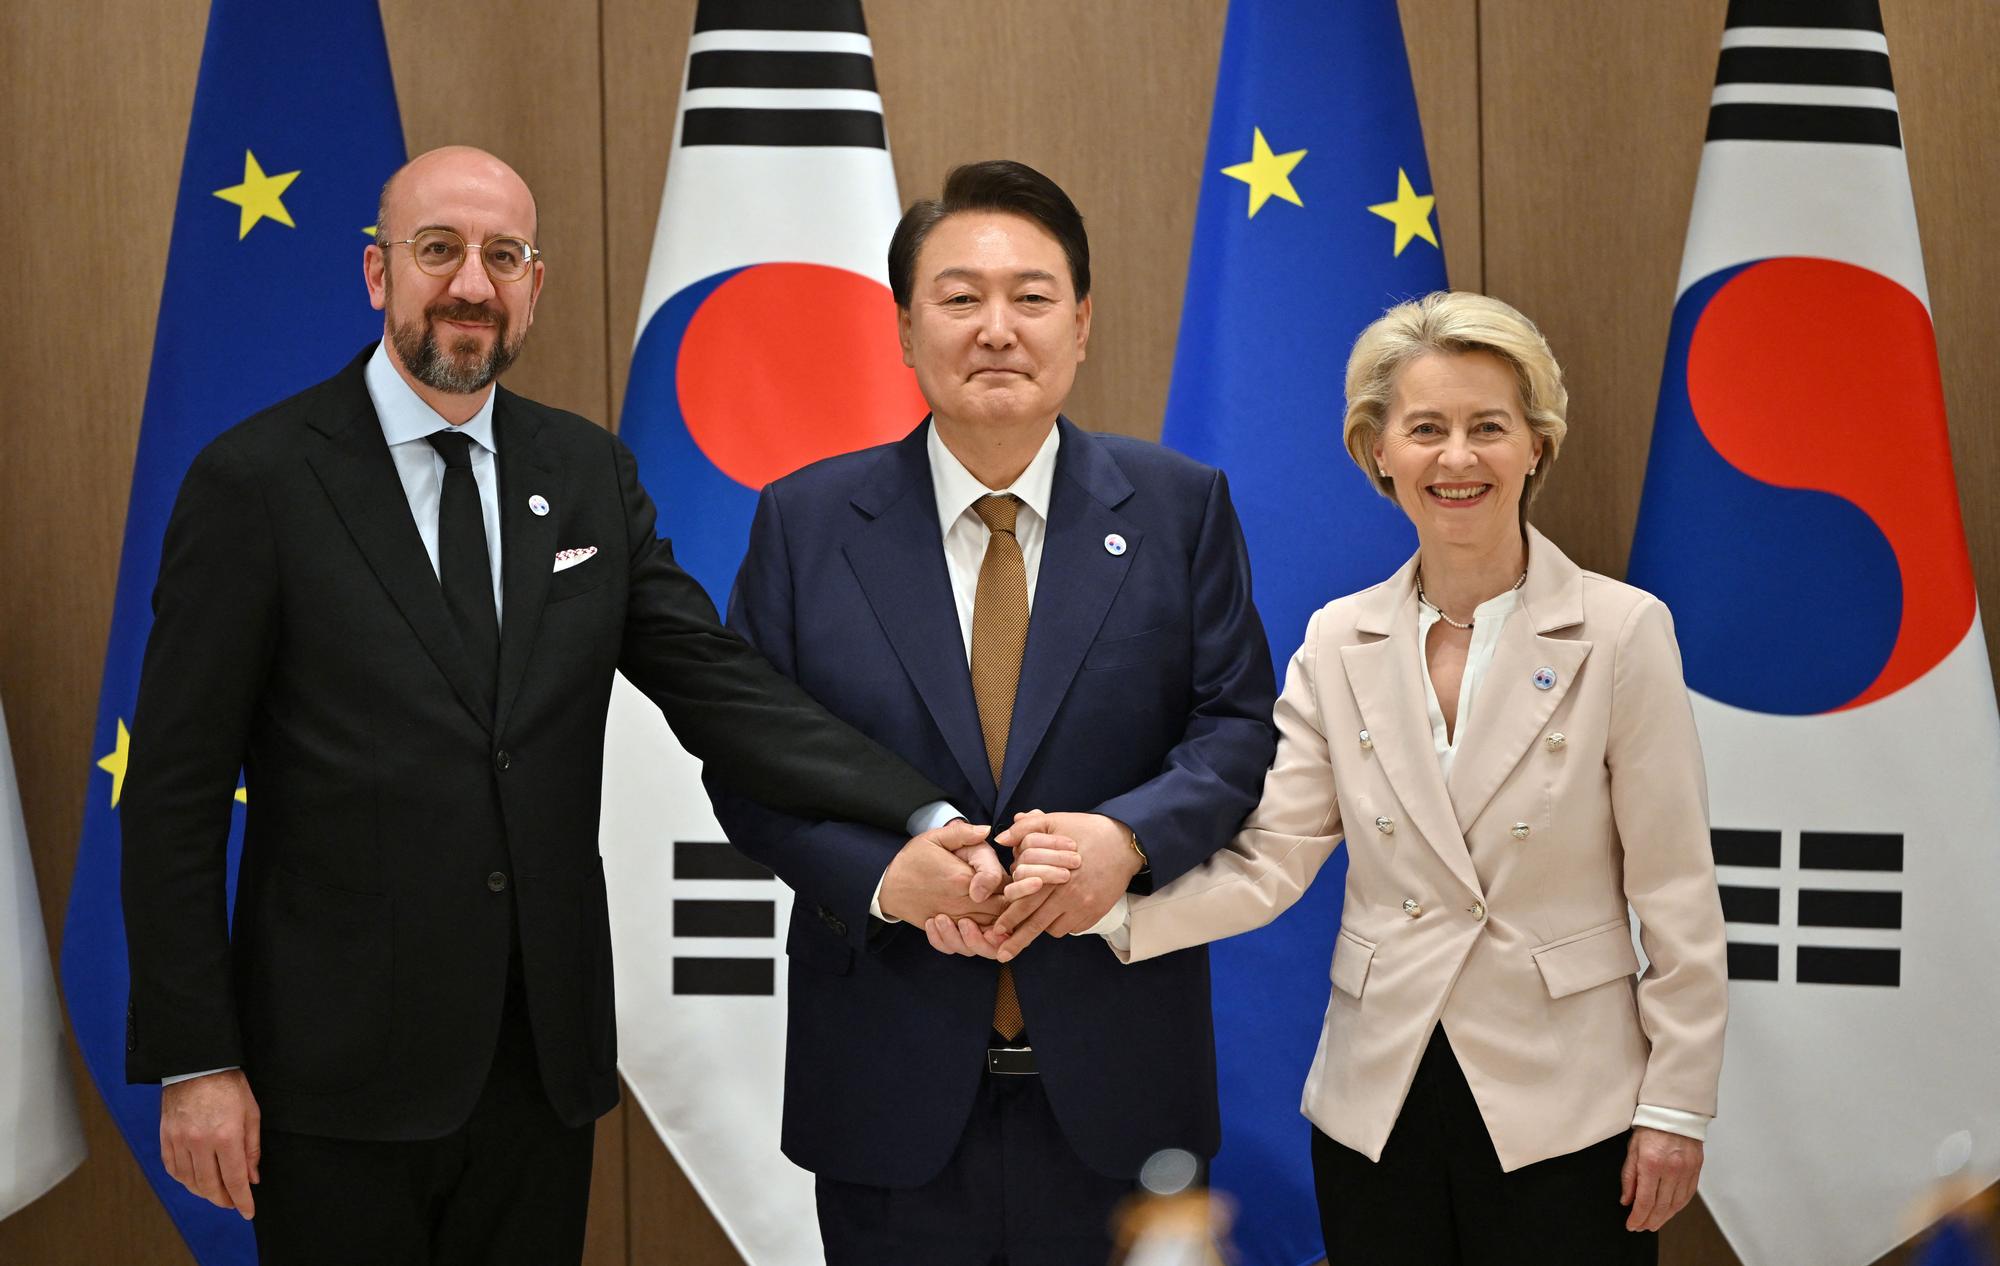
left=1706, top=103, right=1901, bottom=147
left=1797, top=946, right=1900, bottom=987
left=694, top=0, right=867, bottom=34
left=1712, top=827, right=1781, bottom=868
left=1719, top=885, right=1780, bottom=924
left=1798, top=889, right=1902, bottom=929
left=1727, top=942, right=1780, bottom=981
left=689, top=50, right=877, bottom=91
left=674, top=840, right=773, bottom=881
left=1800, top=831, right=1904, bottom=871
left=675, top=899, right=776, bottom=938
left=1725, top=0, right=1883, bottom=31
left=674, top=957, right=775, bottom=996
left=1715, top=47, right=1893, bottom=89
left=682, top=107, right=886, bottom=148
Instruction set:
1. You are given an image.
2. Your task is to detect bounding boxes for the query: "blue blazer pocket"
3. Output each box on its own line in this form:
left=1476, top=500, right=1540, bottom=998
left=1080, top=621, right=1187, bottom=672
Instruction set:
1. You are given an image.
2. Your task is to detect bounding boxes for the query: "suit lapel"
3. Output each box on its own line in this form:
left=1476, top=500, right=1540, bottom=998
left=492, top=393, right=559, bottom=736
left=1447, top=526, right=1592, bottom=830
left=303, top=360, right=494, bottom=730
left=1340, top=557, right=1482, bottom=898
left=842, top=427, right=995, bottom=808
left=997, top=421, right=1134, bottom=809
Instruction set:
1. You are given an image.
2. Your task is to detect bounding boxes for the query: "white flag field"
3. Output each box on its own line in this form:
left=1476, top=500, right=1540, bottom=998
left=600, top=2, right=918, bottom=1261
left=2, top=695, right=88, bottom=1222
left=1625, top=4, right=2000, bottom=1264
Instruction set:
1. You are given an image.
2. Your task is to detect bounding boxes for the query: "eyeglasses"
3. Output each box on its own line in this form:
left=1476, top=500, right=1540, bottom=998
left=381, top=228, right=542, bottom=282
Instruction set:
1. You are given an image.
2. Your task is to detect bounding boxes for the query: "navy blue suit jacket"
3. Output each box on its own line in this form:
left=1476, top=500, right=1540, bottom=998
left=707, top=418, right=1277, bottom=1186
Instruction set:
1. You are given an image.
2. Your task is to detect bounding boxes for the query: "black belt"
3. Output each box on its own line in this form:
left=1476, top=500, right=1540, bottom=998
left=986, top=1046, right=1037, bottom=1075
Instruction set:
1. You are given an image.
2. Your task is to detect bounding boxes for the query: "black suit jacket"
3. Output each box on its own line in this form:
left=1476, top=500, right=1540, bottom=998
left=120, top=347, right=943, bottom=1139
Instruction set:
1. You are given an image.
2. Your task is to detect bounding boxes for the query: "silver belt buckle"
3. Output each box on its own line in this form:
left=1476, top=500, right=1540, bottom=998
left=986, top=1045, right=1037, bottom=1075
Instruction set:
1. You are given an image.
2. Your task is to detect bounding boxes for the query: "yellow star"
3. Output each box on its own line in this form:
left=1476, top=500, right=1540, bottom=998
left=235, top=785, right=248, bottom=804
left=213, top=150, right=300, bottom=240
left=97, top=719, right=131, bottom=809
left=1367, top=168, right=1439, bottom=257
left=1220, top=128, right=1307, bottom=218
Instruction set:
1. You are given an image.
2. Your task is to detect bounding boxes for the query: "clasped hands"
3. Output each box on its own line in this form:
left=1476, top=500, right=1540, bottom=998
left=880, top=812, right=1138, bottom=962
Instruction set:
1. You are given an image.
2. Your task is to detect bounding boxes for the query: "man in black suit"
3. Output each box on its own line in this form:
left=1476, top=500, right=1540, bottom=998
left=119, top=146, right=994, bottom=1266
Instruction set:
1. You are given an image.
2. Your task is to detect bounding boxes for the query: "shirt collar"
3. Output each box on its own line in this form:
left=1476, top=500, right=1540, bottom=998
left=1416, top=583, right=1521, bottom=637
left=926, top=418, right=1061, bottom=538
left=365, top=339, right=499, bottom=454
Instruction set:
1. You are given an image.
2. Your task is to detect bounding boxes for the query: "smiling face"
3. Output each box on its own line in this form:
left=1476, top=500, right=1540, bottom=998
left=1373, top=349, right=1544, bottom=549
left=364, top=147, right=544, bottom=398
left=897, top=210, right=1091, bottom=440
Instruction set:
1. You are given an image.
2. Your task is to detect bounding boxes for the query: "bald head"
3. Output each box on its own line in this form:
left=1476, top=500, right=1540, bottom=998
left=375, top=146, right=539, bottom=245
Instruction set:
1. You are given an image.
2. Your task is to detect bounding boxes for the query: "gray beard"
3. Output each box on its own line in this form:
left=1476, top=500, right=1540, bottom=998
left=390, top=313, right=520, bottom=394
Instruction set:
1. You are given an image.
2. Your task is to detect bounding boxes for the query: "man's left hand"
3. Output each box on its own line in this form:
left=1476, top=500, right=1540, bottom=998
left=1621, top=1126, right=1703, bottom=1232
left=988, top=810, right=1142, bottom=961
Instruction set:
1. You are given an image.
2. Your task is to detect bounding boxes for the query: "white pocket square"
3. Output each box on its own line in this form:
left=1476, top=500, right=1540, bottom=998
left=552, top=546, right=598, bottom=573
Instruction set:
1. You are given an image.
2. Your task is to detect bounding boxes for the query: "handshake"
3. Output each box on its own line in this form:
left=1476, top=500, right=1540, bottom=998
left=879, top=812, right=1140, bottom=961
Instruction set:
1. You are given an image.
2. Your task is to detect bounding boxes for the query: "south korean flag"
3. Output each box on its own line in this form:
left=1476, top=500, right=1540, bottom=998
left=1627, top=2, right=2000, bottom=1263
left=599, top=2, right=921, bottom=1261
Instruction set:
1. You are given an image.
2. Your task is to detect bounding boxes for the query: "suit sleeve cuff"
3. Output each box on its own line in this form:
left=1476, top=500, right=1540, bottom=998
left=162, top=1067, right=238, bottom=1086
left=1632, top=1103, right=1710, bottom=1141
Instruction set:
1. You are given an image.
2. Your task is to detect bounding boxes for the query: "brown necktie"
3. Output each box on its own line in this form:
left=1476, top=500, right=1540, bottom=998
left=971, top=494, right=1029, bottom=1041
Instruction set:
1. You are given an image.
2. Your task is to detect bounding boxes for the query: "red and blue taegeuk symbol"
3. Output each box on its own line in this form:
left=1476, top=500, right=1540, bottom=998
left=1627, top=257, right=1973, bottom=715
left=619, top=262, right=926, bottom=598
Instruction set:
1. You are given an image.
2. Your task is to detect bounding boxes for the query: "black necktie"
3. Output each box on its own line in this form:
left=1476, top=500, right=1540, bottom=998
left=426, top=431, right=499, bottom=704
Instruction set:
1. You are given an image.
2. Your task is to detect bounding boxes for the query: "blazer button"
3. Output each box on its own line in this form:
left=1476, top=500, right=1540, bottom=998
left=1374, top=816, right=1395, bottom=836
left=494, top=750, right=511, bottom=771
left=1545, top=733, right=1567, bottom=751
left=1468, top=901, right=1487, bottom=921
left=487, top=871, right=508, bottom=893
left=1511, top=822, right=1532, bottom=840
left=1358, top=729, right=1373, bottom=750
left=1402, top=898, right=1422, bottom=918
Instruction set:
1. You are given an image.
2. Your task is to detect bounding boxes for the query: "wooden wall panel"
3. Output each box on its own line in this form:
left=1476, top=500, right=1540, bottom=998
left=1402, top=0, right=1484, bottom=293
left=0, top=0, right=208, bottom=1257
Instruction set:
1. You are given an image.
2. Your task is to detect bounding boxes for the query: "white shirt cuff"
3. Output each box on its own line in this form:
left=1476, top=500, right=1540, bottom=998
left=1090, top=894, right=1131, bottom=948
left=906, top=800, right=964, bottom=835
left=1632, top=1103, right=1710, bottom=1141
left=162, top=1067, right=237, bottom=1086
left=869, top=872, right=897, bottom=924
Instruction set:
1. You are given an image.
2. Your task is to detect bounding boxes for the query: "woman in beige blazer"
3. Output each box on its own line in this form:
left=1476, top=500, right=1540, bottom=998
left=997, top=292, right=1729, bottom=1263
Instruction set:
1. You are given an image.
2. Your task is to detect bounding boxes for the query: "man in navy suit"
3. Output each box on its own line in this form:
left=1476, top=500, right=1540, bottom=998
left=707, top=161, right=1277, bottom=1264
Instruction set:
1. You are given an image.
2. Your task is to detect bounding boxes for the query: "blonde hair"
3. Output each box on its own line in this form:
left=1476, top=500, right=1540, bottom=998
left=1341, top=291, right=1569, bottom=507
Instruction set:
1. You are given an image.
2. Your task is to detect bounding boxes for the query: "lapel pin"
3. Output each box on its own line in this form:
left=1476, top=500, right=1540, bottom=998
left=1533, top=666, right=1557, bottom=691
left=1103, top=533, right=1127, bottom=557
left=529, top=494, right=550, bottom=517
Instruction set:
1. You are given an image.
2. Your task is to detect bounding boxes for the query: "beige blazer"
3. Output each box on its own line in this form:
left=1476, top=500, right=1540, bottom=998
left=1123, top=527, right=1728, bottom=1171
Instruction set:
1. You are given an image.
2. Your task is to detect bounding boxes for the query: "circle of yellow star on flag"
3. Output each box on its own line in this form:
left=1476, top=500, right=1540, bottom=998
left=1367, top=168, right=1439, bottom=257
left=214, top=150, right=301, bottom=240
left=1220, top=127, right=1307, bottom=219
left=97, top=718, right=131, bottom=808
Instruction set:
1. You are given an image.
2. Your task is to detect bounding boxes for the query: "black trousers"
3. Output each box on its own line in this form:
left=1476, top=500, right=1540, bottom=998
left=816, top=1065, right=1136, bottom=1266
left=1313, top=1026, right=1656, bottom=1266
left=251, top=955, right=595, bottom=1266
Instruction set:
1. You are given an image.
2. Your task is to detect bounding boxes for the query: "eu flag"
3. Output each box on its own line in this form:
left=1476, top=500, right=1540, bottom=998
left=1158, top=1, right=1446, bottom=1260
left=58, top=2, right=403, bottom=1259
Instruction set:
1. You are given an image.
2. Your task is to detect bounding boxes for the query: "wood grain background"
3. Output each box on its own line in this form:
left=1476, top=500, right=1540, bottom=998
left=3, top=0, right=1994, bottom=1261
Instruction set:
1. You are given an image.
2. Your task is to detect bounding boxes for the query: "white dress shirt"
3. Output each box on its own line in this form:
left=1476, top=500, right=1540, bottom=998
left=872, top=422, right=1061, bottom=921
left=163, top=342, right=505, bottom=1087
left=366, top=340, right=505, bottom=618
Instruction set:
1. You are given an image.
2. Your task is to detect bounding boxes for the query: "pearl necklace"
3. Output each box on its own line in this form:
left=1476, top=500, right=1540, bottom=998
left=1417, top=567, right=1527, bottom=630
